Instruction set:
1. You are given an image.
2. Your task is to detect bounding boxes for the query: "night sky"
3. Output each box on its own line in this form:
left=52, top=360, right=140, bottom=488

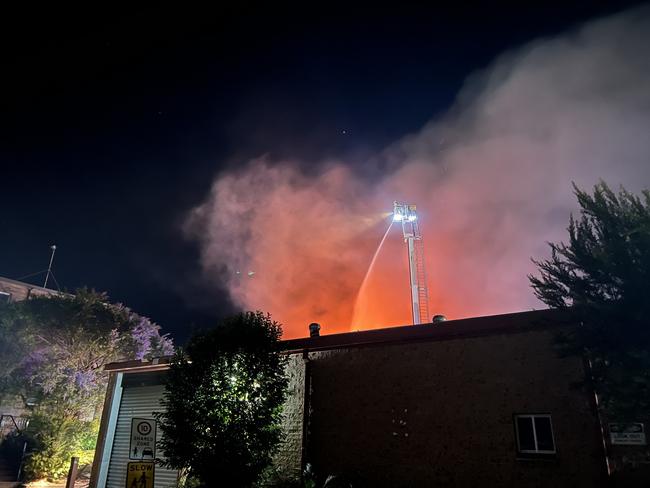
left=0, top=3, right=643, bottom=342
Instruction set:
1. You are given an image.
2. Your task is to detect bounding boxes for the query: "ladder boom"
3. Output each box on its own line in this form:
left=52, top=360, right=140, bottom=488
left=393, top=201, right=431, bottom=325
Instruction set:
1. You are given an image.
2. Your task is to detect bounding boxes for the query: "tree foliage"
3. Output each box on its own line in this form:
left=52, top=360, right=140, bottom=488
left=530, top=182, right=650, bottom=417
left=22, top=414, right=98, bottom=480
left=156, top=311, right=288, bottom=488
left=0, top=289, right=173, bottom=480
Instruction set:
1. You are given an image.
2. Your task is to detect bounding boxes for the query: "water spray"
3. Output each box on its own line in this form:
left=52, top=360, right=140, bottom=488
left=351, top=219, right=395, bottom=326
left=352, top=202, right=431, bottom=328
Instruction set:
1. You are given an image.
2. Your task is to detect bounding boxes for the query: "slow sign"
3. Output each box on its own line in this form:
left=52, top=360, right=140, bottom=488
left=125, top=461, right=154, bottom=488
left=129, top=418, right=157, bottom=459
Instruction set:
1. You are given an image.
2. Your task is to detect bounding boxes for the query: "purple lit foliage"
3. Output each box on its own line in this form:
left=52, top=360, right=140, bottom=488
left=73, top=370, right=96, bottom=392
left=0, top=289, right=175, bottom=481
left=1, top=289, right=174, bottom=411
left=130, top=316, right=174, bottom=360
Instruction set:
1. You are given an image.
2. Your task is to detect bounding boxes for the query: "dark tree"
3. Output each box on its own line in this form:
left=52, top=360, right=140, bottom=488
left=156, top=311, right=288, bottom=488
left=530, top=182, right=650, bottom=417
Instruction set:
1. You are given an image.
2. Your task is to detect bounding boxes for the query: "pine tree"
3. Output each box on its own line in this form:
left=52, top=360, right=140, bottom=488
left=530, top=182, right=650, bottom=417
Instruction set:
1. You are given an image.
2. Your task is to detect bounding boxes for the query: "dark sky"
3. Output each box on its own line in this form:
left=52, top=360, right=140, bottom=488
left=0, top=2, right=642, bottom=343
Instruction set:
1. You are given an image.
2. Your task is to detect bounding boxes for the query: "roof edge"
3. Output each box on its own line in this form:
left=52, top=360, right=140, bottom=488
left=105, top=309, right=571, bottom=373
left=0, top=275, right=67, bottom=295
left=282, top=308, right=570, bottom=353
left=105, top=356, right=172, bottom=372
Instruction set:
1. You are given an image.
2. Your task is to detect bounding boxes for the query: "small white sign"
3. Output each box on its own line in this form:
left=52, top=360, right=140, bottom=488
left=129, top=418, right=157, bottom=459
left=609, top=423, right=646, bottom=446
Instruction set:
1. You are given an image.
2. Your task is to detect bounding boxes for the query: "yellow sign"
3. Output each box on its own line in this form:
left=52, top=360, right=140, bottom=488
left=126, top=462, right=154, bottom=488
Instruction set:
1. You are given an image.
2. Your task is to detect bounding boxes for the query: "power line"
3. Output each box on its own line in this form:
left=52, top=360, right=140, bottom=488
left=16, top=269, right=48, bottom=281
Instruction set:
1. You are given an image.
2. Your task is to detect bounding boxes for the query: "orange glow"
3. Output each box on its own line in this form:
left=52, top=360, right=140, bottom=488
left=186, top=10, right=650, bottom=338
left=186, top=160, right=544, bottom=339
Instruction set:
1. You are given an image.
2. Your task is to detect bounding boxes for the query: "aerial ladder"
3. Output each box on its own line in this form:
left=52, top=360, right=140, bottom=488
left=393, top=201, right=430, bottom=325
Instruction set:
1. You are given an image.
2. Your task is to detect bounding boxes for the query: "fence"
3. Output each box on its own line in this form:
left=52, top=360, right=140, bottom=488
left=0, top=414, right=29, bottom=438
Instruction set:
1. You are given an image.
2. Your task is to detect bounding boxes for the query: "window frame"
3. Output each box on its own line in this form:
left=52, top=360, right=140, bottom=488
left=514, top=413, right=557, bottom=456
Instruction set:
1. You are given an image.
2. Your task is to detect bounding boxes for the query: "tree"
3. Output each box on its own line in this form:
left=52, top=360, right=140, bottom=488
left=0, top=289, right=173, bottom=480
left=530, top=182, right=650, bottom=417
left=156, top=311, right=288, bottom=488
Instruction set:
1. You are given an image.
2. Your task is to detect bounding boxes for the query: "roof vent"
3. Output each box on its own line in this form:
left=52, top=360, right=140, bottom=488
left=309, top=322, right=321, bottom=337
left=432, top=314, right=447, bottom=324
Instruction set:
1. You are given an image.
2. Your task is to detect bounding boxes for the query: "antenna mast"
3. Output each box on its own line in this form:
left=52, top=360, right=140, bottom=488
left=393, top=202, right=430, bottom=324
left=43, top=245, right=57, bottom=289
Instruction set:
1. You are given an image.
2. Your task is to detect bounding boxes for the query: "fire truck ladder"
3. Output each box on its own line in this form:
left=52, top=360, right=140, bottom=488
left=393, top=201, right=431, bottom=325
left=413, top=237, right=430, bottom=323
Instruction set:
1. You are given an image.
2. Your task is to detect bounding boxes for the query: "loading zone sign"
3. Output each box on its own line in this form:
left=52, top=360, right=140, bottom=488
left=609, top=422, right=646, bottom=445
left=130, top=418, right=156, bottom=459
left=126, top=461, right=154, bottom=488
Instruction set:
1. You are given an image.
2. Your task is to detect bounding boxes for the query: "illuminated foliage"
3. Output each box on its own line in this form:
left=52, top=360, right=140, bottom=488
left=21, top=413, right=99, bottom=481
left=156, top=311, right=288, bottom=488
left=0, top=289, right=173, bottom=480
left=530, top=182, right=650, bottom=416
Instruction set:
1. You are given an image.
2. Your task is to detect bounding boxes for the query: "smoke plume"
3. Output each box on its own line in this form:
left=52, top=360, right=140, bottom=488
left=186, top=7, right=650, bottom=338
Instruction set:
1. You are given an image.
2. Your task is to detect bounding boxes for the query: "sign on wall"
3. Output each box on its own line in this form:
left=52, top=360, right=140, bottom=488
left=126, top=461, right=154, bottom=488
left=609, top=422, right=646, bottom=445
left=129, top=418, right=157, bottom=459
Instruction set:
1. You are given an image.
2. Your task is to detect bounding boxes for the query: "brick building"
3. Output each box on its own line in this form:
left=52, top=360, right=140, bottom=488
left=91, top=309, right=618, bottom=487
left=0, top=275, right=60, bottom=303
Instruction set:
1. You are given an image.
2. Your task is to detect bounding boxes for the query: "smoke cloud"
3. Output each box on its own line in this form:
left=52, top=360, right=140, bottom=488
left=186, top=7, right=650, bottom=338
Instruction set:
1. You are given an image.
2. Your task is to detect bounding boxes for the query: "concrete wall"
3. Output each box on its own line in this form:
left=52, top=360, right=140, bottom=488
left=277, top=328, right=605, bottom=487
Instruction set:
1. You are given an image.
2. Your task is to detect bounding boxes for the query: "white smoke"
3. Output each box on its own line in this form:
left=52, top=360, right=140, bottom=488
left=186, top=6, right=650, bottom=337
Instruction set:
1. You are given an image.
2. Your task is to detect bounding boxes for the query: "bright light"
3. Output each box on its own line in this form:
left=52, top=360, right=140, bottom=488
left=393, top=201, right=418, bottom=223
left=393, top=211, right=416, bottom=222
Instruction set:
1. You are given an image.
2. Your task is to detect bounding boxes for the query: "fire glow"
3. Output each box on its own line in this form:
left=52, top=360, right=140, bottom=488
left=186, top=7, right=650, bottom=338
left=185, top=159, right=549, bottom=338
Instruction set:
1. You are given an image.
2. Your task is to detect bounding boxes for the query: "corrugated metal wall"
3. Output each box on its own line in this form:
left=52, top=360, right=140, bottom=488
left=104, top=384, right=178, bottom=488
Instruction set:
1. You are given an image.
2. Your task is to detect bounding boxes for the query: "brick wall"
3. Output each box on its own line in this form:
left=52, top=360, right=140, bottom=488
left=271, top=353, right=305, bottom=482
left=0, top=277, right=58, bottom=302
left=606, top=412, right=650, bottom=486
left=275, top=327, right=606, bottom=487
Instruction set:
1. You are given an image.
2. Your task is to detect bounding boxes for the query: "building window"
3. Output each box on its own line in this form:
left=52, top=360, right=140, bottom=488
left=0, top=291, right=10, bottom=304
left=514, top=414, right=556, bottom=455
